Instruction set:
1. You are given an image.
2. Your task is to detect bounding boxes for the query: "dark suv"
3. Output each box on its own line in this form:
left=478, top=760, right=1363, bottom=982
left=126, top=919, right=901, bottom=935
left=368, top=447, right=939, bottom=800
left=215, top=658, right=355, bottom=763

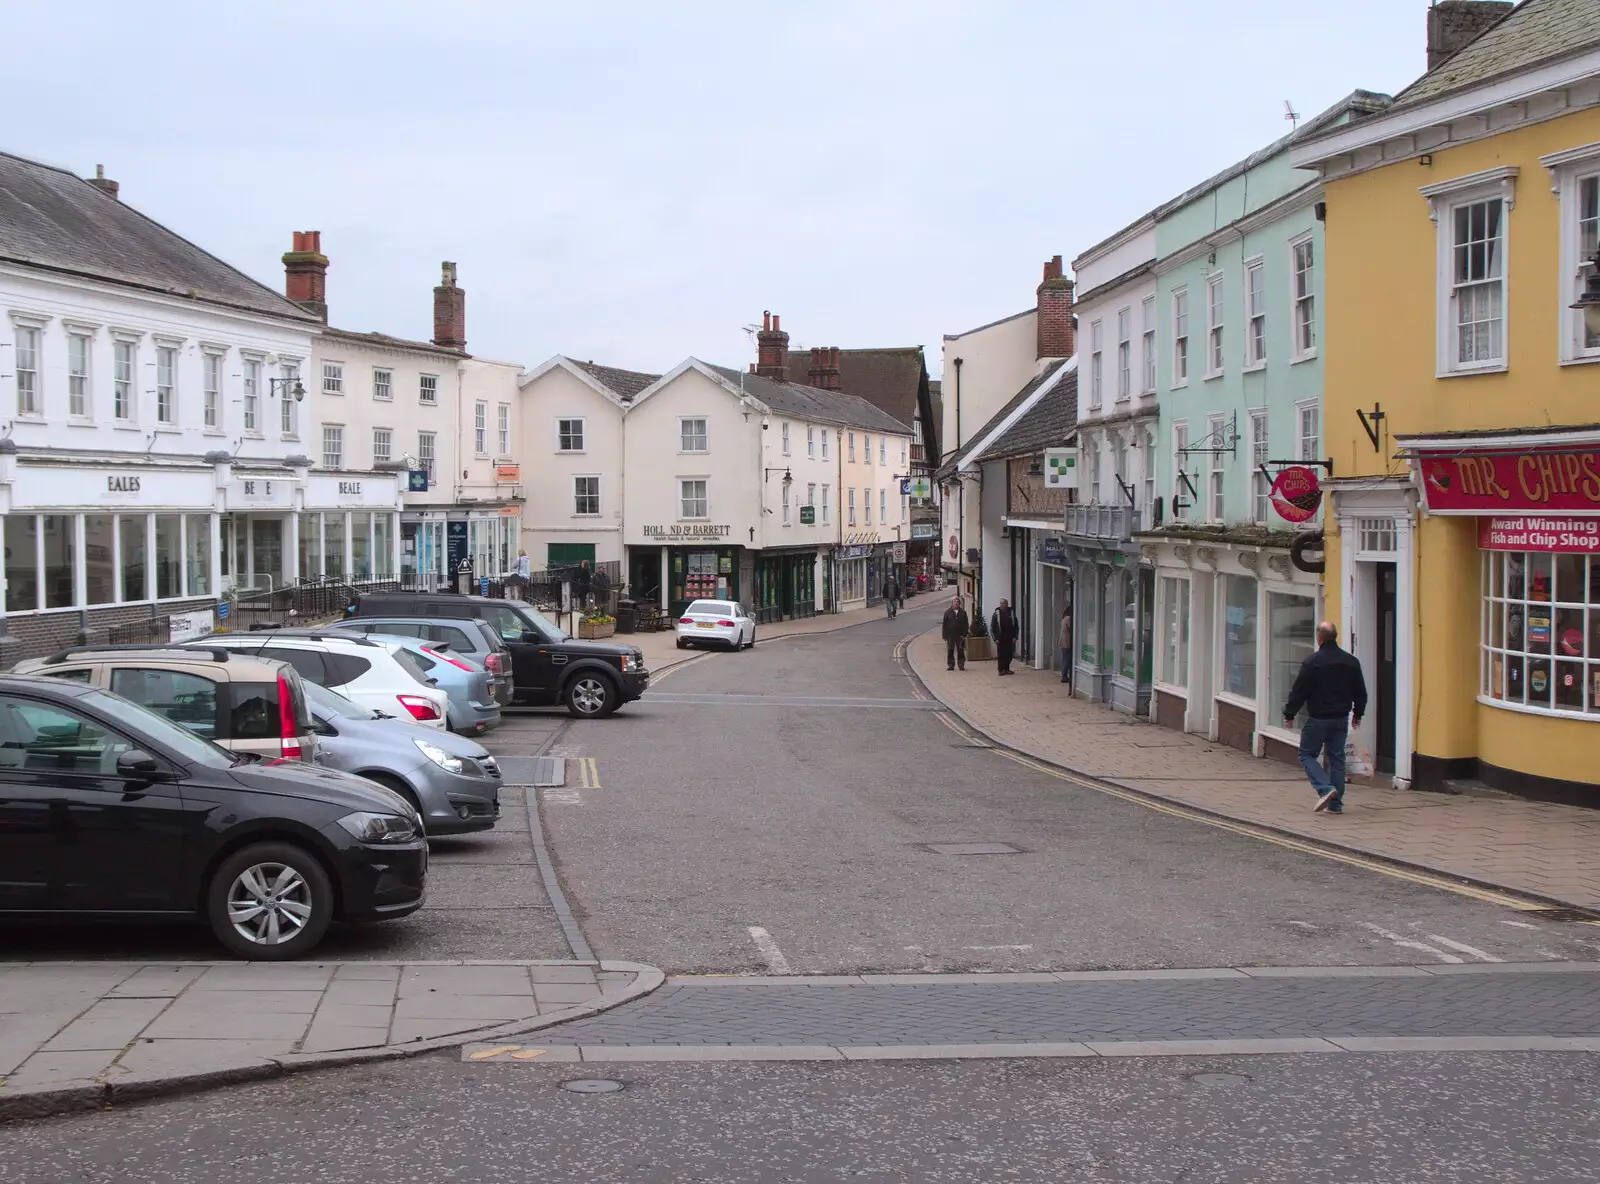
left=0, top=674, right=426, bottom=960
left=348, top=593, right=649, bottom=718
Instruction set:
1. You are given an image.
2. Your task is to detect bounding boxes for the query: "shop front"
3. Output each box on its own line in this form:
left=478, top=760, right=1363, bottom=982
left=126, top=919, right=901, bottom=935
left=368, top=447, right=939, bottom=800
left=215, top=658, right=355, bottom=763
left=754, top=548, right=820, bottom=623
left=1386, top=430, right=1600, bottom=802
left=1063, top=507, right=1152, bottom=715
left=625, top=539, right=743, bottom=617
left=300, top=473, right=403, bottom=585
left=834, top=542, right=874, bottom=611
left=1035, top=534, right=1073, bottom=676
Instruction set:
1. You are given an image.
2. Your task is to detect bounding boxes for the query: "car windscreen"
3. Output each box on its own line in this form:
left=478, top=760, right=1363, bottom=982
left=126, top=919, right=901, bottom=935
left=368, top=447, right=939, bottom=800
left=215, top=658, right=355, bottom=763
left=301, top=680, right=381, bottom=721
left=79, top=687, right=236, bottom=768
left=686, top=601, right=736, bottom=617
left=481, top=603, right=565, bottom=644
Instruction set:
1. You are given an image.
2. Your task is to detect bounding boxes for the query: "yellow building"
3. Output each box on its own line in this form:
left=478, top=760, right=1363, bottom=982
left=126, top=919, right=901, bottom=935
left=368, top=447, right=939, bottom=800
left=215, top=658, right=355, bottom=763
left=1291, top=0, right=1600, bottom=802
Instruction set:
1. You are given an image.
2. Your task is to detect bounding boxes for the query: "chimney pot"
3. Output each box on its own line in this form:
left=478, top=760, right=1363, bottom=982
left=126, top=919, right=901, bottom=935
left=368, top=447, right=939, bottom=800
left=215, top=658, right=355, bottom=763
left=1426, top=1, right=1513, bottom=71
left=754, top=309, right=790, bottom=381
left=1036, top=254, right=1075, bottom=362
left=282, top=229, right=329, bottom=323
left=432, top=261, right=467, bottom=352
left=86, top=164, right=120, bottom=201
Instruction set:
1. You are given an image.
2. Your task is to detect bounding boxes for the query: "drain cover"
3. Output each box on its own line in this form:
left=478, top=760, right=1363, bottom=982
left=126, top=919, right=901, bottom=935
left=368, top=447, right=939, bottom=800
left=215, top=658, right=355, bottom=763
left=923, top=842, right=1022, bottom=855
left=532, top=757, right=567, bottom=787
left=562, top=1078, right=624, bottom=1094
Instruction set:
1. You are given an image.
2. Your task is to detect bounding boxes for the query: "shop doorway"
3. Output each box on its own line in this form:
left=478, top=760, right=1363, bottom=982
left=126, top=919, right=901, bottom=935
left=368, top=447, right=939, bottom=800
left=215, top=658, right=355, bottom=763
left=1375, top=561, right=1398, bottom=774
left=630, top=548, right=662, bottom=605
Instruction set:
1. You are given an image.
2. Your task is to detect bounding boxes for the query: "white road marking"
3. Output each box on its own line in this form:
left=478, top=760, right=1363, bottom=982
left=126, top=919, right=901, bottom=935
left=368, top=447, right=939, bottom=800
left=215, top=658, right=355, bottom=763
left=965, top=944, right=1034, bottom=951
left=1424, top=934, right=1504, bottom=962
left=1286, top=921, right=1318, bottom=930
left=747, top=926, right=793, bottom=975
left=1498, top=919, right=1540, bottom=930
left=1359, top=922, right=1463, bottom=963
left=543, top=789, right=582, bottom=805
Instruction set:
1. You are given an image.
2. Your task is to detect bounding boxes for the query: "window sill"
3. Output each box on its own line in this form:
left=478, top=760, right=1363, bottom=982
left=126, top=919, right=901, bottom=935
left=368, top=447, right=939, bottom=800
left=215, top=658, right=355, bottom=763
left=1477, top=694, right=1599, bottom=722
left=1242, top=361, right=1267, bottom=374
left=572, top=514, right=601, bottom=520
left=1558, top=353, right=1600, bottom=367
left=677, top=450, right=709, bottom=457
left=1290, top=350, right=1318, bottom=366
left=1215, top=689, right=1258, bottom=712
left=203, top=429, right=226, bottom=437
left=154, top=426, right=181, bottom=435
left=67, top=418, right=97, bottom=428
left=280, top=434, right=300, bottom=442
left=1203, top=371, right=1225, bottom=383
left=323, top=391, right=344, bottom=398
left=557, top=450, right=587, bottom=456
left=1152, top=679, right=1188, bottom=698
left=1258, top=721, right=1303, bottom=746
left=243, top=431, right=265, bottom=440
left=373, top=396, right=393, bottom=403
left=113, top=423, right=141, bottom=432
left=1437, top=361, right=1508, bottom=379
left=1169, top=380, right=1189, bottom=391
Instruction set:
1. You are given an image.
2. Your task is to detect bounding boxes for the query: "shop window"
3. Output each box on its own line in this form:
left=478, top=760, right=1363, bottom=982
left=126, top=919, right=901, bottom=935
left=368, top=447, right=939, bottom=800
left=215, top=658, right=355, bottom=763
left=1160, top=576, right=1190, bottom=686
left=1118, top=570, right=1138, bottom=678
left=323, top=514, right=346, bottom=579
left=351, top=512, right=372, bottom=580
left=1267, top=592, right=1316, bottom=729
left=374, top=515, right=394, bottom=578
left=186, top=514, right=211, bottom=596
left=121, top=515, right=148, bottom=601
left=1483, top=551, right=1600, bottom=716
left=4, top=515, right=38, bottom=611
left=1222, top=575, right=1258, bottom=700
left=154, top=515, right=180, bottom=598
left=85, top=515, right=116, bottom=606
left=42, top=516, right=75, bottom=609
left=299, top=514, right=321, bottom=581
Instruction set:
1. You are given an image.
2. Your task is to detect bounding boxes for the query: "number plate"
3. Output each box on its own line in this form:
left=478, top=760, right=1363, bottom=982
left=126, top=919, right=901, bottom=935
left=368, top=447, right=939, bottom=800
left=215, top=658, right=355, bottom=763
left=695, top=622, right=717, bottom=629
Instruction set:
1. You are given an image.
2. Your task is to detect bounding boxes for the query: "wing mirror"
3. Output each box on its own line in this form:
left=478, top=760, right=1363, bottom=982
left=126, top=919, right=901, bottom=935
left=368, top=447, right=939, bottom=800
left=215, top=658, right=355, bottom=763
left=116, top=749, right=162, bottom=779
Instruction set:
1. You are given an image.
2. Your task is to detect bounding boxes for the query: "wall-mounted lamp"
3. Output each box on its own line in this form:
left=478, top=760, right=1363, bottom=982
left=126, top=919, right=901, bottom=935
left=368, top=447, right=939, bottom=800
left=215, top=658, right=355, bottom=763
left=764, top=466, right=794, bottom=494
left=268, top=377, right=305, bottom=402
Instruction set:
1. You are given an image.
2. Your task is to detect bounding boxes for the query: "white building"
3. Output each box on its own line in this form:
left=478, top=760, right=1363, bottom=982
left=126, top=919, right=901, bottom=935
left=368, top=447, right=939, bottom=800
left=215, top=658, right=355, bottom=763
left=0, top=154, right=362, bottom=662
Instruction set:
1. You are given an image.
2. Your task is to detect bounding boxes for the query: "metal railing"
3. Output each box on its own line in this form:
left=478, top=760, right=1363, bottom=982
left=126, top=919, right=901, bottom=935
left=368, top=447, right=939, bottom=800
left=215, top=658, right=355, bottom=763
left=1063, top=504, right=1139, bottom=543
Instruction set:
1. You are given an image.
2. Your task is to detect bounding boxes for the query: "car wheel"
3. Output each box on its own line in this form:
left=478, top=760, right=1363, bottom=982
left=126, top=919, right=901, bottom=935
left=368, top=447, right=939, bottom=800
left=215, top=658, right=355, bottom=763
left=745, top=629, right=756, bottom=650
left=205, top=841, right=333, bottom=961
left=675, top=638, right=688, bottom=650
left=565, top=672, right=615, bottom=718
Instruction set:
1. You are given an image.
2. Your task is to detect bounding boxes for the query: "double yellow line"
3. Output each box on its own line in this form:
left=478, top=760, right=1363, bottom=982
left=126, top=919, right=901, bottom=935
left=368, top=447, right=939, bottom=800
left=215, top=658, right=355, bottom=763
left=931, top=711, right=1545, bottom=913
left=574, top=757, right=601, bottom=790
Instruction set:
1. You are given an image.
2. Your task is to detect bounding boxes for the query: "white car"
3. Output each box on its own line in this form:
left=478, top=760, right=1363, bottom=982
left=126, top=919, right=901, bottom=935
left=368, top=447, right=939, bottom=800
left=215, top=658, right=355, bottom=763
left=675, top=599, right=757, bottom=652
left=188, top=630, right=451, bottom=729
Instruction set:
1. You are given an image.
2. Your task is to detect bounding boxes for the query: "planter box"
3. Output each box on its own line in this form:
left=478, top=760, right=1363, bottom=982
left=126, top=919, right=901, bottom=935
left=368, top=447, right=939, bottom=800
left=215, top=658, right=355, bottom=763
left=578, top=621, right=616, bottom=639
left=965, top=635, right=995, bottom=662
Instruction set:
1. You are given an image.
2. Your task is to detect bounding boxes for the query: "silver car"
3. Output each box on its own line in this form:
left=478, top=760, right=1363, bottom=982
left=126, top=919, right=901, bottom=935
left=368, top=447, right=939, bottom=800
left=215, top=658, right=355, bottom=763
left=302, top=681, right=501, bottom=836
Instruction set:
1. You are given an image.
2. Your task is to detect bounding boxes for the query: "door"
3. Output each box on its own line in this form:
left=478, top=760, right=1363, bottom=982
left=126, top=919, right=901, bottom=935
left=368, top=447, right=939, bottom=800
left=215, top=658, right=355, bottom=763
left=1375, top=562, right=1398, bottom=774
left=0, top=694, right=188, bottom=911
left=547, top=542, right=596, bottom=569
left=475, top=602, right=555, bottom=703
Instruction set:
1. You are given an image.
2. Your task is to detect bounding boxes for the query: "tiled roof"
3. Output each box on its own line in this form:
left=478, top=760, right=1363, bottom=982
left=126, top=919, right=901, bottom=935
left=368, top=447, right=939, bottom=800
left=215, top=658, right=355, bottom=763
left=706, top=365, right=911, bottom=435
left=937, top=359, right=1074, bottom=476
left=323, top=326, right=464, bottom=358
left=981, top=368, right=1078, bottom=460
left=574, top=360, right=660, bottom=401
left=0, top=151, right=317, bottom=323
left=1391, top=0, right=1600, bottom=110
left=829, top=347, right=927, bottom=427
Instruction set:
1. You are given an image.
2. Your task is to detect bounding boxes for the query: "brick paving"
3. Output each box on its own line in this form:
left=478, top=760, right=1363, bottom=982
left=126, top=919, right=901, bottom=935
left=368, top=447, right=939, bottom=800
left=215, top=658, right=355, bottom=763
left=907, top=632, right=1600, bottom=910
left=531, top=967, right=1600, bottom=1047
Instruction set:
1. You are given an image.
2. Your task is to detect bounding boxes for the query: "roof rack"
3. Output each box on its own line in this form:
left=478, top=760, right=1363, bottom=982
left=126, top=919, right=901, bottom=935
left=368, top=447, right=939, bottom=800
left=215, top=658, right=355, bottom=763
left=241, top=628, right=380, bottom=648
left=41, top=644, right=232, bottom=666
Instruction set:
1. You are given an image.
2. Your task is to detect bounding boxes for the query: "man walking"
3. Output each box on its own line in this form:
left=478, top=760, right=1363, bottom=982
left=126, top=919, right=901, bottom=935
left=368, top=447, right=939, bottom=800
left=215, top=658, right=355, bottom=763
left=883, top=576, right=901, bottom=618
left=942, top=597, right=970, bottom=671
left=1283, top=620, right=1368, bottom=814
left=1058, top=603, right=1073, bottom=685
left=990, top=598, right=1020, bottom=676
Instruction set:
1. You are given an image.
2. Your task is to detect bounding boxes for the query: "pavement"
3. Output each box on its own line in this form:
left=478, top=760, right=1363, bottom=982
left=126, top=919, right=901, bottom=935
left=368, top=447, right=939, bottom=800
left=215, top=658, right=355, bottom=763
left=907, top=630, right=1600, bottom=911
left=0, top=958, right=661, bottom=1119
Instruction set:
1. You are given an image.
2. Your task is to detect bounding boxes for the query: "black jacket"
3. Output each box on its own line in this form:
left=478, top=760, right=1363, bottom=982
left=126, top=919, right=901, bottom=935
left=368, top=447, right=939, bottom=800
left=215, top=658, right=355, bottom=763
left=1284, top=641, right=1369, bottom=722
left=990, top=608, right=1019, bottom=643
left=941, top=607, right=970, bottom=641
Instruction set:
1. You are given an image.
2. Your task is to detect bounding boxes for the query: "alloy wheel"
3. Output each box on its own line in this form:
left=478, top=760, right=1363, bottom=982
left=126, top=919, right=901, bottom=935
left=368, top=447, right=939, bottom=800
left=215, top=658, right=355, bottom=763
left=572, top=677, right=608, bottom=715
left=226, top=862, right=314, bottom=946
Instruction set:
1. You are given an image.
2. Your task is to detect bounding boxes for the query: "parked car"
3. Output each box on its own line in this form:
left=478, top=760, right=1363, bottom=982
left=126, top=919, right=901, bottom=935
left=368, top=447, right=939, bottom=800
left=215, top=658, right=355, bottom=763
left=329, top=615, right=513, bottom=706
left=190, top=631, right=450, bottom=728
left=348, top=632, right=501, bottom=735
left=13, top=644, right=318, bottom=764
left=0, top=673, right=425, bottom=959
left=347, top=592, right=649, bottom=718
left=675, top=599, right=757, bottom=652
left=301, top=681, right=501, bottom=836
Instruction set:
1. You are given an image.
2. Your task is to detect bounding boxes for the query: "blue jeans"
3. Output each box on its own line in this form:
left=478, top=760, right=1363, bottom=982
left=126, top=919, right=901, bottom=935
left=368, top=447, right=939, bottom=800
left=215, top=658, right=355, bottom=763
left=1298, top=716, right=1348, bottom=801
left=1059, top=648, right=1071, bottom=681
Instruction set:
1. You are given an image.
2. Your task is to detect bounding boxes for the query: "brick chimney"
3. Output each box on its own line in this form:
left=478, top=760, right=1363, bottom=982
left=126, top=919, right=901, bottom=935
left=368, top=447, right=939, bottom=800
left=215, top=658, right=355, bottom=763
left=1427, top=1, right=1512, bottom=71
left=821, top=346, right=842, bottom=391
left=755, top=311, right=789, bottom=380
left=1036, top=255, right=1075, bottom=361
left=86, top=164, right=119, bottom=200
left=433, top=262, right=466, bottom=352
left=282, top=231, right=329, bottom=322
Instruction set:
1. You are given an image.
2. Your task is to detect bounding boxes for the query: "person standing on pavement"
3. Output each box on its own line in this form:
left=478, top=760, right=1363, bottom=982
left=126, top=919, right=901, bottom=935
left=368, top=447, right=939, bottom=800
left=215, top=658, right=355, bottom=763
left=1058, top=603, right=1073, bottom=685
left=884, top=577, right=900, bottom=618
left=942, top=597, right=970, bottom=670
left=1283, top=620, right=1369, bottom=814
left=990, top=598, right=1020, bottom=676
left=591, top=562, right=612, bottom=611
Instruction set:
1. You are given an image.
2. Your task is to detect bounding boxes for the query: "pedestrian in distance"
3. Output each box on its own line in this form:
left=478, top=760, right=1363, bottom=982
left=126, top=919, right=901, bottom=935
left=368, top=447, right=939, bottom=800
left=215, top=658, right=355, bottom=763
left=884, top=577, right=901, bottom=618
left=990, top=598, right=1020, bottom=676
left=1283, top=620, right=1369, bottom=815
left=591, top=562, right=612, bottom=609
left=942, top=597, right=970, bottom=671
left=1058, top=603, right=1073, bottom=685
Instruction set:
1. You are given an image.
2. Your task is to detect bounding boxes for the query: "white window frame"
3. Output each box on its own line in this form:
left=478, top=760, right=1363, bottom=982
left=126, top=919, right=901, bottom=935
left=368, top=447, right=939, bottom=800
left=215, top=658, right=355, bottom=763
left=1542, top=142, right=1600, bottom=364
left=1089, top=319, right=1104, bottom=408
left=864, top=434, right=872, bottom=465
left=1296, top=399, right=1320, bottom=463
left=322, top=423, right=344, bottom=470
left=1142, top=428, right=1156, bottom=515
left=322, top=361, right=343, bottom=396
left=821, top=484, right=831, bottom=523
left=880, top=487, right=887, bottom=523
left=67, top=330, right=93, bottom=419
left=1249, top=409, right=1270, bottom=524
left=573, top=475, right=601, bottom=517
left=372, top=368, right=393, bottom=401
left=240, top=352, right=260, bottom=433
left=1141, top=296, right=1156, bottom=394
left=473, top=401, right=487, bottom=456
left=807, top=424, right=816, bottom=457
left=1289, top=232, right=1317, bottom=362
left=419, top=373, right=439, bottom=405
left=1243, top=257, right=1266, bottom=370
left=1171, top=421, right=1189, bottom=519
left=497, top=403, right=510, bottom=455
left=821, top=430, right=830, bottom=461
left=201, top=347, right=224, bottom=430
left=880, top=437, right=887, bottom=465
left=11, top=320, right=42, bottom=418
left=679, top=416, right=708, bottom=454
left=1422, top=166, right=1517, bottom=377
left=848, top=487, right=857, bottom=526
left=279, top=361, right=299, bottom=436
left=848, top=432, right=857, bottom=462
left=557, top=417, right=586, bottom=453
left=1115, top=308, right=1132, bottom=401
left=1171, top=288, right=1189, bottom=388
left=806, top=482, right=816, bottom=514
left=782, top=489, right=792, bottom=526
left=155, top=342, right=179, bottom=425
left=372, top=426, right=392, bottom=466
left=418, top=431, right=437, bottom=481
left=1205, top=274, right=1225, bottom=378
left=679, top=478, right=708, bottom=521
left=1207, top=414, right=1226, bottom=522
left=781, top=420, right=791, bottom=456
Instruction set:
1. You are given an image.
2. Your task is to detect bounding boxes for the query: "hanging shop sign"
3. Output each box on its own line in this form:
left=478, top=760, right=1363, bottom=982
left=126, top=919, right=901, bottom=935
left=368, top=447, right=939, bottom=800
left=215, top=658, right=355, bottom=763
left=1477, top=516, right=1600, bottom=553
left=1038, top=536, right=1069, bottom=566
left=1415, top=445, right=1600, bottom=515
left=836, top=544, right=872, bottom=560
left=800, top=505, right=815, bottom=525
left=408, top=469, right=430, bottom=492
left=948, top=533, right=959, bottom=559
left=495, top=464, right=521, bottom=483
left=910, top=522, right=938, bottom=540
left=901, top=476, right=933, bottom=500
left=642, top=524, right=732, bottom=540
left=1043, top=449, right=1077, bottom=490
left=1270, top=465, right=1323, bottom=523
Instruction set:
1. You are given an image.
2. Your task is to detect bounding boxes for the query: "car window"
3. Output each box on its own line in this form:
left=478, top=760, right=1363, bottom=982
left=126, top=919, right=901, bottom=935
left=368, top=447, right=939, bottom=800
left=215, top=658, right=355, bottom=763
left=389, top=647, right=434, bottom=686
left=687, top=601, right=736, bottom=617
left=39, top=667, right=93, bottom=683
left=109, top=668, right=220, bottom=740
left=73, top=688, right=235, bottom=769
left=370, top=621, right=426, bottom=639
left=324, top=652, right=373, bottom=687
left=435, top=624, right=476, bottom=652
left=0, top=696, right=136, bottom=775
left=227, top=681, right=280, bottom=741
left=253, top=645, right=326, bottom=685
left=409, top=650, right=438, bottom=673
left=302, top=680, right=381, bottom=721
left=480, top=604, right=540, bottom=644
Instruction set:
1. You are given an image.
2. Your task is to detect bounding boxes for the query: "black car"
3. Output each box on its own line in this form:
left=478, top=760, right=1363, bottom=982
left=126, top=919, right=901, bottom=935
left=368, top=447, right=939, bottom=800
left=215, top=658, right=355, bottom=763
left=0, top=674, right=426, bottom=960
left=348, top=592, right=649, bottom=718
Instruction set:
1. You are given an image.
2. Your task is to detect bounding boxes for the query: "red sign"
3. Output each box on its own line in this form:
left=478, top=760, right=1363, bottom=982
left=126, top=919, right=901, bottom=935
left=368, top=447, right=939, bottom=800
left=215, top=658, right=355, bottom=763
left=948, top=534, right=959, bottom=560
left=495, top=463, right=521, bottom=483
left=1270, top=466, right=1323, bottom=523
left=1417, top=446, right=1600, bottom=515
left=1477, top=515, right=1600, bottom=553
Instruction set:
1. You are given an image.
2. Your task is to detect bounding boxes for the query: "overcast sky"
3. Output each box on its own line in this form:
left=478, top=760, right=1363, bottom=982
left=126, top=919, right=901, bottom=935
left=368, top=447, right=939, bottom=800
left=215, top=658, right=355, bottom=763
left=6, top=1, right=1430, bottom=377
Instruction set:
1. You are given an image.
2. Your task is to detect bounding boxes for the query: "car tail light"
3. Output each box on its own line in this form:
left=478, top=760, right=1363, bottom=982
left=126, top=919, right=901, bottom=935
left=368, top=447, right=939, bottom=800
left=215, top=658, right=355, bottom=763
left=717, top=619, right=736, bottom=627
left=679, top=617, right=694, bottom=624
left=397, top=695, right=442, bottom=722
left=424, top=646, right=474, bottom=672
left=485, top=652, right=505, bottom=675
left=277, top=674, right=302, bottom=761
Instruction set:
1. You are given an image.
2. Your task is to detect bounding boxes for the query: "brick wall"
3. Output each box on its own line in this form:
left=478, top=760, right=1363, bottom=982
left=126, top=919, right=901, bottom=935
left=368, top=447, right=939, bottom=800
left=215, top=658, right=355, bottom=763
left=1215, top=698, right=1255, bottom=754
left=1006, top=456, right=1073, bottom=518
left=0, top=598, right=213, bottom=668
left=1155, top=688, right=1187, bottom=732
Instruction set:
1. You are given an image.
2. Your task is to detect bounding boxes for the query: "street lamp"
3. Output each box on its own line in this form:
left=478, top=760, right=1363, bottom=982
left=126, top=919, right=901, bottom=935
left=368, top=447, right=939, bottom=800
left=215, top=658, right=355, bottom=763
left=268, top=377, right=306, bottom=402
left=764, top=466, right=793, bottom=493
left=1572, top=249, right=1600, bottom=339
